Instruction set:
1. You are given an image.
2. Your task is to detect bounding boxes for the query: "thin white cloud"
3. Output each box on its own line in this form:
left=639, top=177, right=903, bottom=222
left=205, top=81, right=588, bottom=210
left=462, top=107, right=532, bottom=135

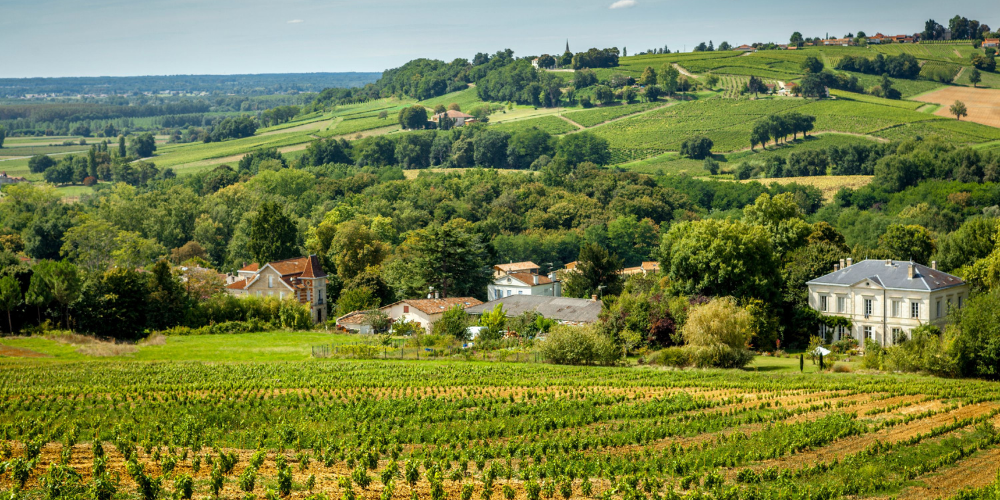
left=609, top=0, right=636, bottom=9
left=287, top=19, right=304, bottom=24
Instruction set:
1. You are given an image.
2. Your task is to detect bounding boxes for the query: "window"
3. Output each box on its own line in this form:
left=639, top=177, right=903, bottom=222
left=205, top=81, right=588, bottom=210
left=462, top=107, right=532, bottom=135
left=864, top=299, right=873, bottom=318
left=518, top=290, right=523, bottom=295
left=891, top=327, right=903, bottom=344
left=863, top=326, right=873, bottom=339
left=936, top=300, right=941, bottom=318
left=268, top=275, right=274, bottom=288
left=958, top=296, right=964, bottom=308
left=403, top=305, right=409, bottom=313
left=891, top=300, right=902, bottom=318
left=911, top=302, right=920, bottom=319
left=837, top=296, right=846, bottom=313
left=820, top=295, right=828, bottom=312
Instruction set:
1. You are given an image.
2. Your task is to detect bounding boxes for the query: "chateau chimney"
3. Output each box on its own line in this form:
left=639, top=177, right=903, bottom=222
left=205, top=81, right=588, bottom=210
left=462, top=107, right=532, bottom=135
left=886, top=259, right=893, bottom=266
left=931, top=261, right=937, bottom=270
left=908, top=263, right=915, bottom=279
left=434, top=290, right=440, bottom=299
left=533, top=275, right=540, bottom=285
left=839, top=258, right=845, bottom=270
left=846, top=258, right=852, bottom=267
left=591, top=294, right=598, bottom=302
left=834, top=264, right=840, bottom=272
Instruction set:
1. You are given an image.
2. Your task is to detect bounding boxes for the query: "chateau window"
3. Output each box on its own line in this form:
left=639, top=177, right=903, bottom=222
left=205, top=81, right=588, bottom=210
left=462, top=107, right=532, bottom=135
left=837, top=297, right=846, bottom=313
left=820, top=296, right=828, bottom=312
left=911, top=302, right=920, bottom=319
left=958, top=296, right=964, bottom=308
left=891, top=300, right=902, bottom=318
left=863, top=326, right=873, bottom=339
left=891, top=327, right=903, bottom=344
left=864, top=299, right=873, bottom=318
left=936, top=300, right=941, bottom=318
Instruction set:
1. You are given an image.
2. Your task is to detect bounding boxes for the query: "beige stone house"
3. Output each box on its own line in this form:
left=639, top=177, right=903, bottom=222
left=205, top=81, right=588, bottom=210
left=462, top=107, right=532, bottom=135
left=807, top=259, right=968, bottom=347
left=225, top=255, right=328, bottom=323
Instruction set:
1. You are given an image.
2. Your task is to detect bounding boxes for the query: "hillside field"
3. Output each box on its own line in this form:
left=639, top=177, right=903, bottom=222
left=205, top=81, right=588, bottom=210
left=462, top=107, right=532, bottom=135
left=2, top=331, right=1000, bottom=500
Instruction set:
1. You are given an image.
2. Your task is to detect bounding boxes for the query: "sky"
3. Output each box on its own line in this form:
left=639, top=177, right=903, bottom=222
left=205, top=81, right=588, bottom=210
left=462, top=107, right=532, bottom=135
left=2, top=0, right=996, bottom=78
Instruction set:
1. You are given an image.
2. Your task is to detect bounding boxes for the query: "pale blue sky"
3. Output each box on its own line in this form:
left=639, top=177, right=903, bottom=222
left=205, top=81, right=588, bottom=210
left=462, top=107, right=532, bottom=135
left=2, top=0, right=994, bottom=78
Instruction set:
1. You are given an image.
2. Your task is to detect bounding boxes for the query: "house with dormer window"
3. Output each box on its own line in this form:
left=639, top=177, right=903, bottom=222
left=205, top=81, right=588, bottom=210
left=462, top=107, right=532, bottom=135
left=225, top=255, right=328, bottom=323
left=806, top=258, right=968, bottom=348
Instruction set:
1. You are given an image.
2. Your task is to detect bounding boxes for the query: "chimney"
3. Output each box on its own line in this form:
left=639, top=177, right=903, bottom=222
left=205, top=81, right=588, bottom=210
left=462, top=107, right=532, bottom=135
left=839, top=258, right=845, bottom=270
left=908, top=263, right=915, bottom=279
left=931, top=261, right=937, bottom=270
left=846, top=258, right=852, bottom=267
left=834, top=264, right=840, bottom=272
left=434, top=290, right=440, bottom=299
left=533, top=275, right=540, bottom=285
left=886, top=259, right=892, bottom=266
left=591, top=294, right=598, bottom=302
left=548, top=272, right=557, bottom=282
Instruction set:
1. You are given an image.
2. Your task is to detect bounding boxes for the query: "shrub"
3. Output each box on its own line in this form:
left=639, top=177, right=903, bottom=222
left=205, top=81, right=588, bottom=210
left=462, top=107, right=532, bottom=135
left=538, top=325, right=620, bottom=365
left=679, top=135, right=713, bottom=160
left=681, top=297, right=754, bottom=368
left=647, top=347, right=691, bottom=368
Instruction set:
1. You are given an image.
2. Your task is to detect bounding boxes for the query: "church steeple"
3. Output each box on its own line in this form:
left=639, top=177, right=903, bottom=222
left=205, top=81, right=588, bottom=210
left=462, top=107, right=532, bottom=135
left=565, top=39, right=570, bottom=54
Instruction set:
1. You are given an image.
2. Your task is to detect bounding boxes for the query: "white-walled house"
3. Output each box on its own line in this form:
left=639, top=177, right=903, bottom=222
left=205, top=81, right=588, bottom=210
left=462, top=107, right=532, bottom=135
left=806, top=259, right=968, bottom=347
left=487, top=272, right=561, bottom=301
left=379, top=297, right=482, bottom=334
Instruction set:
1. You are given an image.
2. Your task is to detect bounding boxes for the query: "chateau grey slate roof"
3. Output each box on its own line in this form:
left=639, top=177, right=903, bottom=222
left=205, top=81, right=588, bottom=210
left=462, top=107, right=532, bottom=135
left=806, top=259, right=965, bottom=291
left=465, top=296, right=602, bottom=324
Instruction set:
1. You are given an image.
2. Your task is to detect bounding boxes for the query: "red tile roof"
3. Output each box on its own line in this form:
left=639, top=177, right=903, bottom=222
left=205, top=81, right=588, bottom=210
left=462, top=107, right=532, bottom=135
left=225, top=279, right=248, bottom=290
left=494, top=261, right=540, bottom=273
left=388, top=298, right=483, bottom=315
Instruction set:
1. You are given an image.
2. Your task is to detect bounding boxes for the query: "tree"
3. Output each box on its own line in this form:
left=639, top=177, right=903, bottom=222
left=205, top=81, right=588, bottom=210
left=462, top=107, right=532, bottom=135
left=878, top=224, right=935, bottom=264
left=328, top=220, right=389, bottom=278
left=408, top=219, right=491, bottom=299
left=247, top=201, right=299, bottom=265
left=146, top=260, right=187, bottom=330
left=129, top=133, right=156, bottom=158
left=60, top=217, right=118, bottom=271
left=638, top=66, right=657, bottom=85
left=747, top=75, right=766, bottom=97
left=950, top=100, right=968, bottom=120
left=592, top=85, right=616, bottom=105
left=717, top=42, right=732, bottom=51
left=681, top=297, right=754, bottom=368
left=704, top=74, right=719, bottom=89
left=28, top=155, right=56, bottom=174
left=478, top=304, right=507, bottom=342
left=801, top=56, right=824, bottom=74
left=799, top=73, right=827, bottom=99
left=644, top=85, right=664, bottom=101
left=970, top=68, right=982, bottom=88
left=117, top=136, right=127, bottom=158
left=0, top=275, right=21, bottom=333
left=660, top=219, right=780, bottom=303
left=660, top=65, right=680, bottom=96
left=563, top=243, right=623, bottom=299
left=703, top=157, right=719, bottom=175
left=555, top=132, right=610, bottom=166
left=25, top=267, right=53, bottom=323
left=536, top=54, right=556, bottom=69
left=35, top=260, right=81, bottom=329
left=679, top=136, right=713, bottom=160
left=621, top=87, right=637, bottom=104
left=433, top=304, right=471, bottom=340
left=473, top=129, right=511, bottom=168
left=397, top=106, right=428, bottom=130
left=0, top=126, right=5, bottom=148
left=790, top=32, right=804, bottom=45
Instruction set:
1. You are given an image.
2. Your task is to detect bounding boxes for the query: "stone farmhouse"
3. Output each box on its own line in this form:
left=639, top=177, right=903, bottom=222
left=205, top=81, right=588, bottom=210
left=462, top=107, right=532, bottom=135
left=225, top=255, right=329, bottom=323
left=806, top=259, right=969, bottom=347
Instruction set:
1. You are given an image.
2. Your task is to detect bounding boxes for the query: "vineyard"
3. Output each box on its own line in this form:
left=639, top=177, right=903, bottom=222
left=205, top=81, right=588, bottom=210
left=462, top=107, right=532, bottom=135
left=2, top=360, right=1000, bottom=500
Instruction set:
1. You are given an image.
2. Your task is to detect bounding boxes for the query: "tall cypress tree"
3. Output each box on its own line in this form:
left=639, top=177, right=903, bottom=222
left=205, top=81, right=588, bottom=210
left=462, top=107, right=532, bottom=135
left=118, top=135, right=127, bottom=158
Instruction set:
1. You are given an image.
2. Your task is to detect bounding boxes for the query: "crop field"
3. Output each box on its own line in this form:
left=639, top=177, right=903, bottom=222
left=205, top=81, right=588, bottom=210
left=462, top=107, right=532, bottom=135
left=2, top=355, right=1000, bottom=500
left=562, top=101, right=668, bottom=128
left=418, top=87, right=486, bottom=112
left=740, top=175, right=875, bottom=201
left=914, top=87, right=1000, bottom=129
left=490, top=116, right=580, bottom=135
left=846, top=72, right=945, bottom=99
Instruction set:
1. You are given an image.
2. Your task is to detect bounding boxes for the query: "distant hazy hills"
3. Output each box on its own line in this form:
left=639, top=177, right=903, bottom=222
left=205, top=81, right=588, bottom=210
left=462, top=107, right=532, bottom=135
left=0, top=72, right=381, bottom=97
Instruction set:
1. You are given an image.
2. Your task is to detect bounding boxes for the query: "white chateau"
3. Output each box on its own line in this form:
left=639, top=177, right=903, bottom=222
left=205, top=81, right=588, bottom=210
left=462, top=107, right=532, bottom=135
left=806, top=259, right=969, bottom=347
